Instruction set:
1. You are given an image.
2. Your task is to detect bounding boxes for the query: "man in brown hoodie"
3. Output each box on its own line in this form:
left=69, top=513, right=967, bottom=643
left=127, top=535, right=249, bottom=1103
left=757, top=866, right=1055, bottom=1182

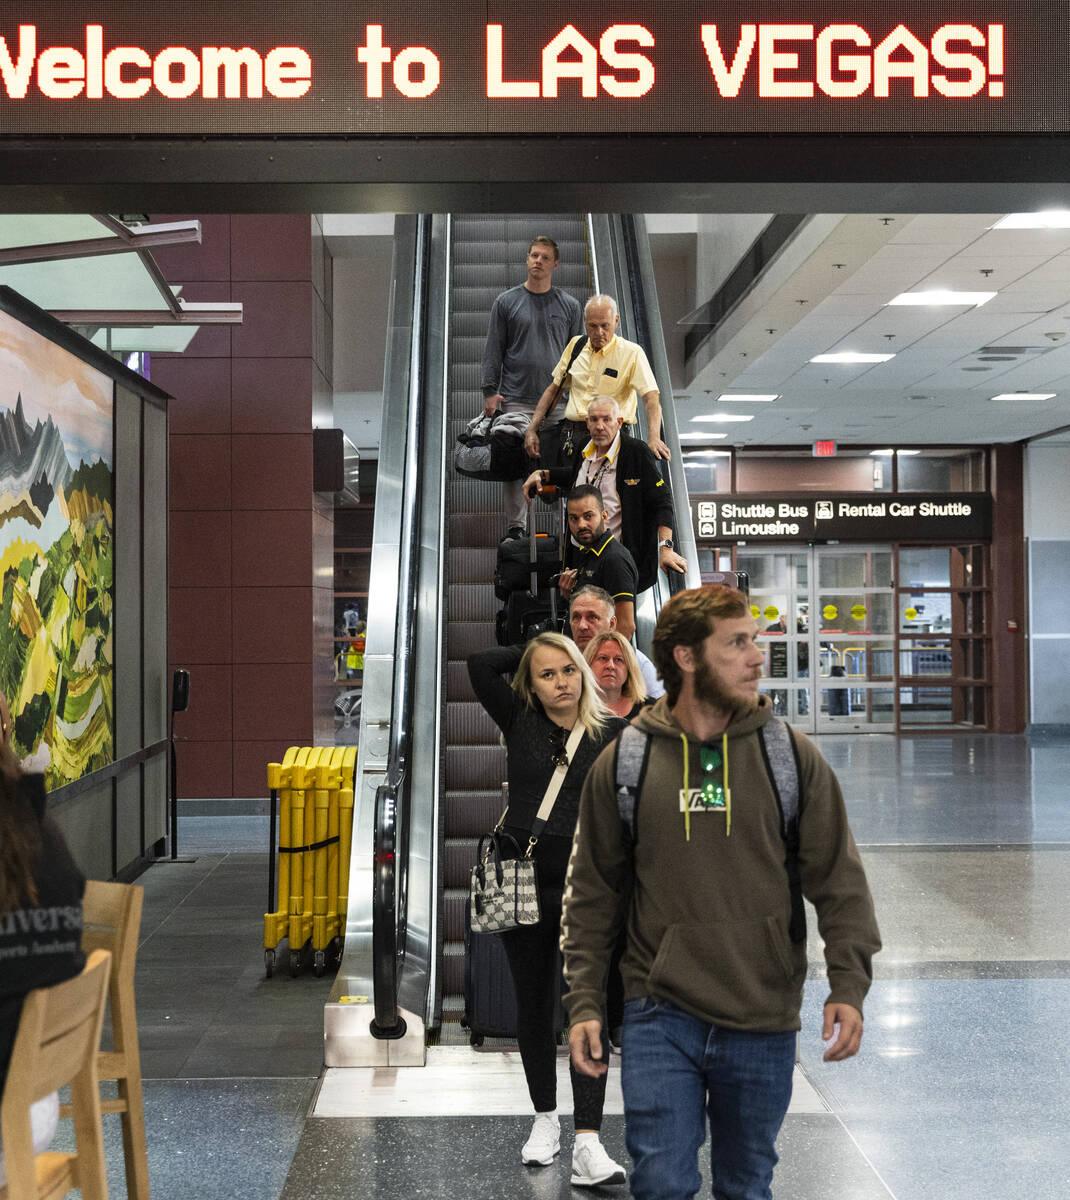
left=561, top=585, right=880, bottom=1200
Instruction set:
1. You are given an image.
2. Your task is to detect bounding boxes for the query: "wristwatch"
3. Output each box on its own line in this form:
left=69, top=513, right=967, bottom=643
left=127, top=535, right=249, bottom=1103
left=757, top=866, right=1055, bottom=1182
left=658, top=538, right=674, bottom=549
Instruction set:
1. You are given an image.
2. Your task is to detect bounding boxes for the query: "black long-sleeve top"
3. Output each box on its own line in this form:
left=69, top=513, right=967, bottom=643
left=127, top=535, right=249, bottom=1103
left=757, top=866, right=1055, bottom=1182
left=467, top=645, right=625, bottom=888
left=0, top=773, right=86, bottom=1086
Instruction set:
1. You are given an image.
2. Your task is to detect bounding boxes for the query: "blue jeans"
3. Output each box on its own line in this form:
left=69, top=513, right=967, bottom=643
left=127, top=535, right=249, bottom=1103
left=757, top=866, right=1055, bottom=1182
left=620, top=997, right=795, bottom=1200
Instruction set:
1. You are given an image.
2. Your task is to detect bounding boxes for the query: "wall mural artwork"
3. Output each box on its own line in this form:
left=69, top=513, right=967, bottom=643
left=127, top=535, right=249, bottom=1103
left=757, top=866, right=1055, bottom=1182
left=0, top=309, right=114, bottom=789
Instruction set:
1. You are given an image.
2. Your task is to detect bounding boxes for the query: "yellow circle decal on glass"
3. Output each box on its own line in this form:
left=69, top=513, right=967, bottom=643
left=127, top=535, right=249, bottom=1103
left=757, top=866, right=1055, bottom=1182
left=904, top=607, right=918, bottom=620
left=763, top=605, right=780, bottom=621
left=851, top=604, right=867, bottom=620
left=822, top=604, right=838, bottom=621
left=750, top=605, right=760, bottom=619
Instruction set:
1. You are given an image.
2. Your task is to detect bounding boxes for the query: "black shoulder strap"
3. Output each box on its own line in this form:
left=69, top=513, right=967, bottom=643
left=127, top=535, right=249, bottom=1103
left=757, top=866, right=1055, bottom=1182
left=759, top=716, right=806, bottom=944
left=614, top=724, right=650, bottom=845
left=565, top=334, right=588, bottom=373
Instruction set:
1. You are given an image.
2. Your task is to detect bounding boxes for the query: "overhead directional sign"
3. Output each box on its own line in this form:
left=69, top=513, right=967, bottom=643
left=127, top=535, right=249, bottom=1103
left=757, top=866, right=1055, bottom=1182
left=693, top=494, right=992, bottom=542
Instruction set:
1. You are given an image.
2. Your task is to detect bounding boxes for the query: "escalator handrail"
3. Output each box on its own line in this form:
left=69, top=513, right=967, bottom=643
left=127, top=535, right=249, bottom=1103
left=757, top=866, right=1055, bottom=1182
left=370, top=212, right=432, bottom=1037
left=616, top=214, right=701, bottom=595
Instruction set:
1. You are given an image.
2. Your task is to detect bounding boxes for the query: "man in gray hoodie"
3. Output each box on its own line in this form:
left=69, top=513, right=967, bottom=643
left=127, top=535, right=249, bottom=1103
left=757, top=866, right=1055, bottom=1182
left=560, top=584, right=880, bottom=1200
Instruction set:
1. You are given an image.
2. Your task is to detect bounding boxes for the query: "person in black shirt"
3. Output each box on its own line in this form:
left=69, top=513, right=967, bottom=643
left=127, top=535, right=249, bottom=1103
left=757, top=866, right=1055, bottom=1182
left=558, top=484, right=639, bottom=641
left=467, top=634, right=628, bottom=1188
left=0, top=690, right=86, bottom=1186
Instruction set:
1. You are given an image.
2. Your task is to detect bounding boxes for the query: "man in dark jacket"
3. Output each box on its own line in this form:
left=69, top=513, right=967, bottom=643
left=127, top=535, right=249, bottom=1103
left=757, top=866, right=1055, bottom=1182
left=523, top=396, right=686, bottom=592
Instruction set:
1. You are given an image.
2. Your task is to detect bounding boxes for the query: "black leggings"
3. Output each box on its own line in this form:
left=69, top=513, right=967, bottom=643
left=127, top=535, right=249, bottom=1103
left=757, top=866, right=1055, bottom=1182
left=499, top=889, right=610, bottom=1130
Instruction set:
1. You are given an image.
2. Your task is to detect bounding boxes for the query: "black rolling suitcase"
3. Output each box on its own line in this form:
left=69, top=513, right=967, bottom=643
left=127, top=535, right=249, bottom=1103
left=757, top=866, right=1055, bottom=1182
left=462, top=905, right=519, bottom=1043
left=495, top=500, right=564, bottom=646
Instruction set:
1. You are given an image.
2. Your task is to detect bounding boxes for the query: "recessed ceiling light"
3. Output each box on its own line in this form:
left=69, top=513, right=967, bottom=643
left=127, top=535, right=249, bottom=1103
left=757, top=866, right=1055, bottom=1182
left=993, top=211, right=1070, bottom=229
left=990, top=392, right=1056, bottom=401
left=679, top=432, right=728, bottom=440
left=870, top=449, right=894, bottom=456
left=887, top=290, right=996, bottom=306
left=715, top=393, right=779, bottom=402
left=690, top=414, right=754, bottom=423
left=810, top=352, right=895, bottom=364
left=684, top=450, right=731, bottom=458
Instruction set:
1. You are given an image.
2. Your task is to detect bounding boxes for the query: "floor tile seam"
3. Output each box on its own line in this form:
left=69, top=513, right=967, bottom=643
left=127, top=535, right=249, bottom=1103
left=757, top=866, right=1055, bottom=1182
left=857, top=842, right=1070, bottom=852
left=136, top=854, right=236, bottom=949
left=794, top=1075, right=899, bottom=1199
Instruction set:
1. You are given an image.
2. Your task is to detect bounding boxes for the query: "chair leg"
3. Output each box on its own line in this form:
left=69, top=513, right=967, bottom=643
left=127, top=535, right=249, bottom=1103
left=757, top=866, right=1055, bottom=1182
left=117, top=1072, right=151, bottom=1200
left=69, top=1069, right=109, bottom=1200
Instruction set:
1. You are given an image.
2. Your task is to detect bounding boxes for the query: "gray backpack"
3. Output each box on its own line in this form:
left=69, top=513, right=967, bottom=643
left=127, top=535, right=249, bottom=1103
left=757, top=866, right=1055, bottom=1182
left=613, top=716, right=806, bottom=943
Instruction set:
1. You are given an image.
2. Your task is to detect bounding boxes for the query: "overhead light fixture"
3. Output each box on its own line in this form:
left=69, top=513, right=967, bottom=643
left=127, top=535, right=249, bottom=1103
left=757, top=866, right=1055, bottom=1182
left=684, top=450, right=731, bottom=458
left=679, top=431, right=728, bottom=440
left=871, top=448, right=921, bottom=456
left=992, top=211, right=1070, bottom=229
left=887, top=290, right=996, bottom=306
left=690, top=414, right=754, bottom=423
left=810, top=352, right=895, bottom=364
left=990, top=392, right=1056, bottom=400
left=715, top=393, right=778, bottom=402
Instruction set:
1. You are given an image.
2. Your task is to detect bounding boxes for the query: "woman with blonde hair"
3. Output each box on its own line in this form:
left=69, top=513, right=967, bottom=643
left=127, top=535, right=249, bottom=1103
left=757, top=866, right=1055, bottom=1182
left=467, top=633, right=628, bottom=1188
left=584, top=630, right=648, bottom=720
left=0, top=691, right=86, bottom=1186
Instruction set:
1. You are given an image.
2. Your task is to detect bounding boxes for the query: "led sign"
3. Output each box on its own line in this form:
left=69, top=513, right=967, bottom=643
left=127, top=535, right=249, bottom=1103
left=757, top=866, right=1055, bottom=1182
left=0, top=3, right=1060, bottom=137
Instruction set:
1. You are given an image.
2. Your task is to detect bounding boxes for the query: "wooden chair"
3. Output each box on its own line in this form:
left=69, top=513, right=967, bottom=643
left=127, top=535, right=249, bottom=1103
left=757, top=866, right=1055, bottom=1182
left=60, top=882, right=149, bottom=1200
left=0, top=949, right=112, bottom=1200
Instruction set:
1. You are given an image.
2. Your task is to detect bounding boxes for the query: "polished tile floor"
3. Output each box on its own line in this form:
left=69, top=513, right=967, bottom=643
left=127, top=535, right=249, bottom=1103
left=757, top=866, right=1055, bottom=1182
left=57, top=732, right=1070, bottom=1198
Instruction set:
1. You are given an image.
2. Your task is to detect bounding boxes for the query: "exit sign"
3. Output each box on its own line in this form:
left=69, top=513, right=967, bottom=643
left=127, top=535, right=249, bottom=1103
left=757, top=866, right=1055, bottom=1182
left=813, top=441, right=837, bottom=457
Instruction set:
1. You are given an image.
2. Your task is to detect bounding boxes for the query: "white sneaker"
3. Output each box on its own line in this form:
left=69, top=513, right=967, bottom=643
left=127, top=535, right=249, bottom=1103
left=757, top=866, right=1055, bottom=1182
left=521, top=1112, right=560, bottom=1166
left=570, top=1139, right=627, bottom=1187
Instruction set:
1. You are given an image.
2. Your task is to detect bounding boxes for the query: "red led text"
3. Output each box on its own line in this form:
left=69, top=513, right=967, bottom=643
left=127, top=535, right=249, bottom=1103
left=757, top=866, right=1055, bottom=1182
left=700, top=22, right=1005, bottom=99
left=0, top=24, right=311, bottom=99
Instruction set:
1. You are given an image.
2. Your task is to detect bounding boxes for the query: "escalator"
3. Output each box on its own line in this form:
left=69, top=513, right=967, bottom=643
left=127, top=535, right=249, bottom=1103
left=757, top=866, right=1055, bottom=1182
left=325, top=213, right=699, bottom=1065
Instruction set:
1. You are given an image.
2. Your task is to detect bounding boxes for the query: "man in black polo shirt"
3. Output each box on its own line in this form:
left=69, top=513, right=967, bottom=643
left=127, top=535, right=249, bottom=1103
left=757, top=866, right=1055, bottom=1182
left=559, top=484, right=638, bottom=640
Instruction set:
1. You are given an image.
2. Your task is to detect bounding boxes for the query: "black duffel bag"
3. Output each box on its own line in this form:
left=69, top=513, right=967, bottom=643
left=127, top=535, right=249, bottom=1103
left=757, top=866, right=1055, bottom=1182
left=454, top=412, right=534, bottom=482
left=494, top=533, right=560, bottom=601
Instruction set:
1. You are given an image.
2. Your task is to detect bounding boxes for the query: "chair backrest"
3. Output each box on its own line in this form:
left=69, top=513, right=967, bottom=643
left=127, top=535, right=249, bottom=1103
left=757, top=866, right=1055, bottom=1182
left=81, top=881, right=143, bottom=995
left=0, top=949, right=112, bottom=1198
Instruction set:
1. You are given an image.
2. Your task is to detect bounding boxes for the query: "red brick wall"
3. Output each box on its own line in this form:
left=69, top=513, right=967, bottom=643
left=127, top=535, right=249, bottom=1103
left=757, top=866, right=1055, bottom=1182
left=152, top=214, right=334, bottom=797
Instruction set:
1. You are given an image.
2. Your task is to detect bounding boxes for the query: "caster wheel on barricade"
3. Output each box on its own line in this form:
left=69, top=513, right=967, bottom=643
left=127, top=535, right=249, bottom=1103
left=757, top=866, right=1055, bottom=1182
left=289, top=948, right=302, bottom=978
left=313, top=950, right=326, bottom=978
left=265, top=949, right=276, bottom=979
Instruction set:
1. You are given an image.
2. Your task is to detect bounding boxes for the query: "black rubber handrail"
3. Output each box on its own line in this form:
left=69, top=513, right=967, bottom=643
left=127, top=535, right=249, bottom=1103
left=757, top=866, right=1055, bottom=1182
left=619, top=214, right=687, bottom=597
left=370, top=213, right=432, bottom=1038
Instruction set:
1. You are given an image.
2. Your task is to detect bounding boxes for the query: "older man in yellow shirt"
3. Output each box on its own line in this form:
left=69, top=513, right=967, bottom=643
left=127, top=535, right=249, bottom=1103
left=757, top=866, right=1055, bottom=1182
left=523, top=294, right=670, bottom=464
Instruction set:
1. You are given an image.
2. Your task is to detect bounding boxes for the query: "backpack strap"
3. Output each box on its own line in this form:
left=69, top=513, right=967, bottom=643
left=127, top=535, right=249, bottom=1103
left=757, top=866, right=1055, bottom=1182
left=759, top=716, right=806, bottom=944
left=614, top=724, right=650, bottom=845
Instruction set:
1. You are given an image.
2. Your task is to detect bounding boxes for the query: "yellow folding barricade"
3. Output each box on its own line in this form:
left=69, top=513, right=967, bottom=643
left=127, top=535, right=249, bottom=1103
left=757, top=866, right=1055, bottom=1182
left=264, top=745, right=357, bottom=978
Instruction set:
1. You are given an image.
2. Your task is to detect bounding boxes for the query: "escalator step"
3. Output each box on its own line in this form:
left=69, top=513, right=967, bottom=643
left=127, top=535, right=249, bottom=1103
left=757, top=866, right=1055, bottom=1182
left=446, top=744, right=508, bottom=790
left=444, top=790, right=506, bottom=836
left=448, top=548, right=500, bottom=585
left=449, top=583, right=500, bottom=623
left=445, top=701, right=499, bottom=745
left=445, top=660, right=477, bottom=700
left=446, top=623, right=499, bottom=663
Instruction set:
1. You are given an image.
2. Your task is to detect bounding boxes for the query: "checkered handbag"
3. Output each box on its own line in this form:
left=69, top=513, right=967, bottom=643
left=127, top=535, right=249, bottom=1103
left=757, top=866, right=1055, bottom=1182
left=468, top=722, right=585, bottom=935
left=469, top=833, right=540, bottom=934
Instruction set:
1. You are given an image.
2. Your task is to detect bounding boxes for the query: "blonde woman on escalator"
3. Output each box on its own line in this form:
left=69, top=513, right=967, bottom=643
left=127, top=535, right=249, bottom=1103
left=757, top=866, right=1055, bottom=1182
left=467, top=633, right=628, bottom=1189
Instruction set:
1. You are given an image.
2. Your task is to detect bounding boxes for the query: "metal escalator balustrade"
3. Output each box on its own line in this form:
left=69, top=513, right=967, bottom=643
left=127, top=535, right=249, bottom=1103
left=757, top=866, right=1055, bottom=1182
left=439, top=215, right=593, bottom=1039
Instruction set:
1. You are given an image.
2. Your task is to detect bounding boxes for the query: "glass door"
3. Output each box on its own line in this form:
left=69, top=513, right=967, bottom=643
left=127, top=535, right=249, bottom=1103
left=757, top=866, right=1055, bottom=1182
left=738, top=546, right=896, bottom=733
left=737, top=549, right=814, bottom=732
left=812, top=546, right=895, bottom=731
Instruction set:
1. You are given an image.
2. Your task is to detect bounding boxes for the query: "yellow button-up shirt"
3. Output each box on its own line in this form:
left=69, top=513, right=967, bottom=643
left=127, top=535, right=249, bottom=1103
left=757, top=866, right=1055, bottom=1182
left=553, top=334, right=658, bottom=424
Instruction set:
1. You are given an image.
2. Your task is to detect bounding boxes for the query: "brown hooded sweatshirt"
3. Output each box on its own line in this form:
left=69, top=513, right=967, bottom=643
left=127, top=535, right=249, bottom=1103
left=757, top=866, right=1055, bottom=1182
left=561, top=693, right=881, bottom=1032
